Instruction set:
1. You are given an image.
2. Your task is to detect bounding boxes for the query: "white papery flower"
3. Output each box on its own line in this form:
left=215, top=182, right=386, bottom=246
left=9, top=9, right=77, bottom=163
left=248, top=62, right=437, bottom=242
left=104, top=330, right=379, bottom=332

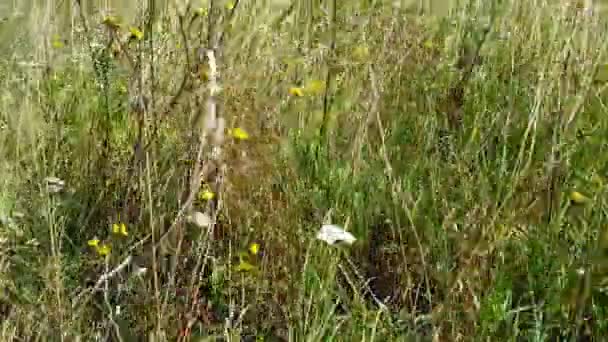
left=316, top=224, right=356, bottom=246
left=188, top=211, right=212, bottom=228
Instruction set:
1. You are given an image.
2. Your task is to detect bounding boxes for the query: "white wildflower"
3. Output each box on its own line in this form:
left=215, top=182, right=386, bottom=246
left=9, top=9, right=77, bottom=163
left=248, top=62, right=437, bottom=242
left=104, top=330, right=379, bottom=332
left=316, top=224, right=356, bottom=246
left=188, top=211, right=212, bottom=228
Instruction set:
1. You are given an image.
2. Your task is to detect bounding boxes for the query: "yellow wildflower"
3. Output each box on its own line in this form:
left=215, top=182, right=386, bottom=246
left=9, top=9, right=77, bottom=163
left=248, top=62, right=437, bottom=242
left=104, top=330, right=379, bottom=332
left=249, top=243, right=260, bottom=255
left=289, top=87, right=304, bottom=97
left=569, top=191, right=590, bottom=205
left=199, top=190, right=215, bottom=201
left=112, top=222, right=128, bottom=236
left=229, top=127, right=249, bottom=140
left=97, top=244, right=111, bottom=256
left=352, top=45, right=369, bottom=61
left=87, top=239, right=100, bottom=247
left=195, top=8, right=208, bottom=17
left=51, top=35, right=64, bottom=49
left=304, top=80, right=325, bottom=95
left=102, top=16, right=122, bottom=30
left=236, top=260, right=255, bottom=272
left=236, top=252, right=256, bottom=272
left=129, top=27, right=144, bottom=40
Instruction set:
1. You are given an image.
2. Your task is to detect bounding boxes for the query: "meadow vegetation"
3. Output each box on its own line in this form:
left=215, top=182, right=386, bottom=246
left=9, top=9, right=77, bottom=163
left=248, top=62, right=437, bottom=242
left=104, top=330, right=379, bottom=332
left=1, top=0, right=608, bottom=340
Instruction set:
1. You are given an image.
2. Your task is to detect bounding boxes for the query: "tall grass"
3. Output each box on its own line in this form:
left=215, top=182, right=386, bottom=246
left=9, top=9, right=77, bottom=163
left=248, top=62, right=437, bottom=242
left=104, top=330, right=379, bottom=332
left=1, top=0, right=608, bottom=340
